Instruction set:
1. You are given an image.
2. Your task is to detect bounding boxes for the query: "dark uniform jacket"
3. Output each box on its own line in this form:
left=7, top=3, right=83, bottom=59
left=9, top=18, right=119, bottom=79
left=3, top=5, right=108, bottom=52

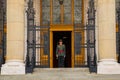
left=56, top=44, right=66, bottom=57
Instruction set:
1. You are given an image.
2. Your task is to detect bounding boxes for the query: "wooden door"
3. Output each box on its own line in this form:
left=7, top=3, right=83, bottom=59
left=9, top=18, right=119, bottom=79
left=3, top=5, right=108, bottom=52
left=40, top=0, right=85, bottom=67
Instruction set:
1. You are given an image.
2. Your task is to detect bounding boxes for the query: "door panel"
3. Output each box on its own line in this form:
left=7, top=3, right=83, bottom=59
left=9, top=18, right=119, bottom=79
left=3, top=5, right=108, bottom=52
left=74, top=30, right=85, bottom=67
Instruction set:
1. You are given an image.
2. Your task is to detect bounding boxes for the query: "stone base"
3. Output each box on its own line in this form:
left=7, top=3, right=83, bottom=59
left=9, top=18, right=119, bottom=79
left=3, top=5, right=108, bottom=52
left=97, top=59, right=120, bottom=74
left=1, top=60, right=25, bottom=75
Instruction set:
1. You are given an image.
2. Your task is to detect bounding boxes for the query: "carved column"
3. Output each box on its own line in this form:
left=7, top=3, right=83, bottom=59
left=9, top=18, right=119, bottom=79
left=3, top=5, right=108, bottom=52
left=1, top=0, right=25, bottom=75
left=34, top=0, right=40, bottom=26
left=33, top=0, right=40, bottom=65
left=97, top=0, right=120, bottom=74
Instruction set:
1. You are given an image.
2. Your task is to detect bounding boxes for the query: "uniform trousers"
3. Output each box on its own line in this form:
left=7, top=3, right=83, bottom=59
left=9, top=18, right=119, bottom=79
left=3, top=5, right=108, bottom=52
left=58, top=56, right=65, bottom=67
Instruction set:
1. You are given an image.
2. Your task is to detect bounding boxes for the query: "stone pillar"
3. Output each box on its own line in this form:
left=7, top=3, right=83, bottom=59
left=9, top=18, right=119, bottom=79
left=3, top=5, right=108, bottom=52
left=34, top=0, right=40, bottom=26
left=1, top=0, right=25, bottom=75
left=33, top=0, right=40, bottom=65
left=97, top=0, right=120, bottom=74
left=84, top=0, right=89, bottom=64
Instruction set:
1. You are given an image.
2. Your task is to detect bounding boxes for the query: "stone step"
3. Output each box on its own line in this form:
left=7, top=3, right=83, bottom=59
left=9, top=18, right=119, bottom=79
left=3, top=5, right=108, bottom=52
left=33, top=68, right=90, bottom=74
left=0, top=68, right=120, bottom=80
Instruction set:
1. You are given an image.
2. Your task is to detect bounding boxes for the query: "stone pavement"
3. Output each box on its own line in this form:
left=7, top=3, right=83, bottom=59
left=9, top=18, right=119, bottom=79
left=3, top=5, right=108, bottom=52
left=0, top=68, right=120, bottom=80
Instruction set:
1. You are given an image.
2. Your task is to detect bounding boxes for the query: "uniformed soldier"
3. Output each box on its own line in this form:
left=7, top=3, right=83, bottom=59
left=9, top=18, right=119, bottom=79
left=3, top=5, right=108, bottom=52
left=56, top=39, right=66, bottom=67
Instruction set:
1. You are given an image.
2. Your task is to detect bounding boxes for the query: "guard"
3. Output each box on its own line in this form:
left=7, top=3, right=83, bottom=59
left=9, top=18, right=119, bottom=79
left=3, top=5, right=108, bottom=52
left=56, top=39, right=66, bottom=67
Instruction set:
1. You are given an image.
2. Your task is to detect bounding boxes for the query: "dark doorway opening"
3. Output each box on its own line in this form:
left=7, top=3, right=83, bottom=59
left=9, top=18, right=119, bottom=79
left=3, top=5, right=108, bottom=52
left=53, top=31, right=71, bottom=68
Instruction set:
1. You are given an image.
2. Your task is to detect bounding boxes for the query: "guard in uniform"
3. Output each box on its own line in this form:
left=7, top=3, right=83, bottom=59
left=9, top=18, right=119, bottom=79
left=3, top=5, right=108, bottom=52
left=56, top=39, right=66, bottom=67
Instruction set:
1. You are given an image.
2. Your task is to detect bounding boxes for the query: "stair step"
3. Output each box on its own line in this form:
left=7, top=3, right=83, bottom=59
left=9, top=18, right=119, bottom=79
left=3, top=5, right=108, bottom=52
left=33, top=68, right=90, bottom=74
left=1, top=68, right=120, bottom=80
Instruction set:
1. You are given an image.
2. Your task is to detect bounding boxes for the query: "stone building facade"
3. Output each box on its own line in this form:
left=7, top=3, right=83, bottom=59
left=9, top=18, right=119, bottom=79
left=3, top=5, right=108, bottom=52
left=0, top=0, right=120, bottom=75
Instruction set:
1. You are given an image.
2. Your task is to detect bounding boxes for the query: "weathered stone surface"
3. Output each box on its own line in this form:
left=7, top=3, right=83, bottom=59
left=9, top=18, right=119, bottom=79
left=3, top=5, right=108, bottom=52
left=0, top=68, right=120, bottom=80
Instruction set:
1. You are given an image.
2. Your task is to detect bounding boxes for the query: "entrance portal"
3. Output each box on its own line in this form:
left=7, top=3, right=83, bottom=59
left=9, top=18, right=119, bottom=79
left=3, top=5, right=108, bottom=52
left=53, top=31, right=71, bottom=68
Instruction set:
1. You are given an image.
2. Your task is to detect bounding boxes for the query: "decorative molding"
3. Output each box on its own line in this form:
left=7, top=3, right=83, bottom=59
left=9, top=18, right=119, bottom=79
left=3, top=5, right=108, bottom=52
left=98, top=59, right=120, bottom=74
left=1, top=61, right=25, bottom=75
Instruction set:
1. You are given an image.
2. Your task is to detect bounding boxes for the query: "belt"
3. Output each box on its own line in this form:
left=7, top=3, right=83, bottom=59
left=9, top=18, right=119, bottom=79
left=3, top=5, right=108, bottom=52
left=58, top=50, right=64, bottom=53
